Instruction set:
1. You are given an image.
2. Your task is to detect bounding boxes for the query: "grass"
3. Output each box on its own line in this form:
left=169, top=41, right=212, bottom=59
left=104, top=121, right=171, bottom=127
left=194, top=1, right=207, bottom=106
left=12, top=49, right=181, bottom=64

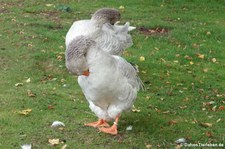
left=0, top=0, right=224, bottom=148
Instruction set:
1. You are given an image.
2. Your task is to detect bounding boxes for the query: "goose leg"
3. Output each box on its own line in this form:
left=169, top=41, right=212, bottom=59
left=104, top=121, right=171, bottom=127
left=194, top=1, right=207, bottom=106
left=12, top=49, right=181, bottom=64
left=99, top=114, right=120, bottom=135
left=85, top=119, right=110, bottom=128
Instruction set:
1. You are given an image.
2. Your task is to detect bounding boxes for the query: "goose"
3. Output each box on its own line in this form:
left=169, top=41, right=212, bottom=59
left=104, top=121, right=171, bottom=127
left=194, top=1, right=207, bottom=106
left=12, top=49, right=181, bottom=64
left=65, top=8, right=136, bottom=55
left=65, top=35, right=142, bottom=135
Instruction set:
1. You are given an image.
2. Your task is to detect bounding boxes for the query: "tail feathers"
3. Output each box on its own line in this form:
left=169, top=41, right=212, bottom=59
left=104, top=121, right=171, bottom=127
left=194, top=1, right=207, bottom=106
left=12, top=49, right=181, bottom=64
left=129, top=62, right=145, bottom=91
left=137, top=76, right=146, bottom=91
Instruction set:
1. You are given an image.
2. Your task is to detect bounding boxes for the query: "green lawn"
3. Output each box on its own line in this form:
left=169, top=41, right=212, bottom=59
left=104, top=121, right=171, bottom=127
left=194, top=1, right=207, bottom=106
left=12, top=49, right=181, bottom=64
left=0, top=0, right=224, bottom=148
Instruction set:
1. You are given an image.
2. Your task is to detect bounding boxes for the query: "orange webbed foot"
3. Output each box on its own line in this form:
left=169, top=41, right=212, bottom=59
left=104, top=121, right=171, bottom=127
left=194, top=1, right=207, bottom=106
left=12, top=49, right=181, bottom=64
left=85, top=119, right=110, bottom=128
left=99, top=114, right=120, bottom=135
left=99, top=123, right=118, bottom=135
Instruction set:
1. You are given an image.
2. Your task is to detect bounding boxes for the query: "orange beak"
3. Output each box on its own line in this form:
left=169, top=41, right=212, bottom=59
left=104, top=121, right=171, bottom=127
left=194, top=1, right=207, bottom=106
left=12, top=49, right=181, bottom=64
left=82, top=70, right=90, bottom=76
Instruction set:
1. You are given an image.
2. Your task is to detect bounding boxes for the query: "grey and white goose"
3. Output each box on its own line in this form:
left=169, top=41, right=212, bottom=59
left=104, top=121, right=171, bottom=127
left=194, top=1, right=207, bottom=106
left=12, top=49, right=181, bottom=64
left=65, top=8, right=136, bottom=55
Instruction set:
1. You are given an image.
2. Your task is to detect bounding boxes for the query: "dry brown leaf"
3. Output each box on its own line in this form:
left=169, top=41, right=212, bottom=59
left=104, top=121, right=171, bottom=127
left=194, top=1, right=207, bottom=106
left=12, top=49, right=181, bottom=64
left=27, top=90, right=36, bottom=97
left=179, top=105, right=187, bottom=109
left=146, top=144, right=152, bottom=149
left=218, top=106, right=225, bottom=111
left=15, top=83, right=23, bottom=87
left=61, top=144, right=67, bottom=149
left=48, top=138, right=60, bottom=146
left=132, top=105, right=141, bottom=112
left=57, top=55, right=63, bottom=61
left=205, top=131, right=213, bottom=138
left=168, top=120, right=177, bottom=126
left=162, top=110, right=170, bottom=114
left=196, top=53, right=205, bottom=59
left=18, top=109, right=32, bottom=115
left=200, top=122, right=213, bottom=127
left=176, top=144, right=182, bottom=149
left=184, top=55, right=192, bottom=60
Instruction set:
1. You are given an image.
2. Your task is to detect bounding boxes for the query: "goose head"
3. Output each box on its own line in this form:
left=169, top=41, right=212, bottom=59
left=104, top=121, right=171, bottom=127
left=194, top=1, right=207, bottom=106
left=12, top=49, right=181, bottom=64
left=65, top=36, right=95, bottom=76
left=91, top=8, right=121, bottom=26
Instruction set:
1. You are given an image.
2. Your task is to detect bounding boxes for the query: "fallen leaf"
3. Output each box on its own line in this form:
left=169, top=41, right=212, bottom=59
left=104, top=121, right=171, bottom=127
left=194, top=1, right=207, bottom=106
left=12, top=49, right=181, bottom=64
left=189, top=61, right=194, bottom=65
left=200, top=122, right=212, bottom=127
left=57, top=55, right=63, bottom=61
left=132, top=105, right=141, bottom=112
left=61, top=144, right=67, bottom=149
left=139, top=56, right=145, bottom=61
left=48, top=105, right=54, bottom=110
left=203, top=68, right=209, bottom=73
left=26, top=78, right=31, bottom=83
left=46, top=4, right=54, bottom=7
left=212, top=105, right=217, bottom=111
left=168, top=120, right=177, bottom=126
left=141, top=71, right=147, bottom=74
left=197, top=54, right=204, bottom=59
left=51, top=121, right=65, bottom=127
left=218, top=106, right=224, bottom=111
left=119, top=5, right=125, bottom=12
left=27, top=90, right=36, bottom=97
left=212, top=58, right=216, bottom=63
left=179, top=105, right=187, bottom=109
left=216, top=118, right=221, bottom=123
left=15, top=83, right=23, bottom=87
left=184, top=55, right=192, bottom=60
left=206, top=31, right=211, bottom=35
left=19, top=109, right=32, bottom=116
left=20, top=144, right=32, bottom=149
left=176, top=144, right=182, bottom=149
left=48, top=139, right=60, bottom=146
left=145, top=144, right=152, bottom=149
left=205, top=131, right=213, bottom=138
left=162, top=110, right=170, bottom=114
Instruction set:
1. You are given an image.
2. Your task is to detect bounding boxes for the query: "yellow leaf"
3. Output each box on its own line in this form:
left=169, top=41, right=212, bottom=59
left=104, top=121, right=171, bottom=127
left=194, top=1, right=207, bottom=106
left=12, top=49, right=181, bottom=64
left=19, top=109, right=32, bottom=115
left=206, top=31, right=211, bottom=35
left=200, top=122, right=213, bottom=127
left=132, top=105, right=141, bottom=112
left=146, top=144, right=152, bottom=149
left=27, top=90, right=36, bottom=97
left=119, top=5, right=125, bottom=12
left=139, top=56, right=145, bottom=61
left=48, top=139, right=60, bottom=146
left=197, top=54, right=204, bottom=59
left=212, top=58, right=216, bottom=63
left=26, top=78, right=31, bottom=83
left=189, top=61, right=194, bottom=65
